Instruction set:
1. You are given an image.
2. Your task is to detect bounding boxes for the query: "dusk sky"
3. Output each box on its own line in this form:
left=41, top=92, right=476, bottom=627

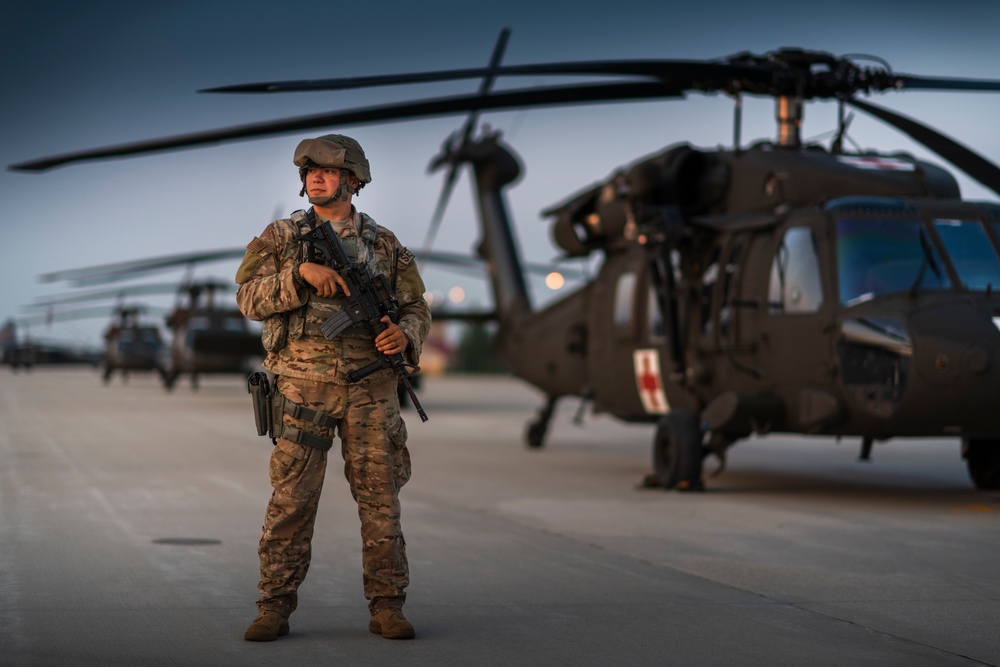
left=3, top=1, right=1000, bottom=347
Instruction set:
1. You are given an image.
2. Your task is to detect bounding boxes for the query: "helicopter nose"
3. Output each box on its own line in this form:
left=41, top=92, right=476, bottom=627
left=897, top=301, right=1000, bottom=433
left=910, top=304, right=1000, bottom=385
left=838, top=302, right=1000, bottom=434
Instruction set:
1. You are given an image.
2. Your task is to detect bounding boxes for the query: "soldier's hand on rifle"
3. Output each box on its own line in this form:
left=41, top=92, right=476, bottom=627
left=299, top=262, right=351, bottom=298
left=375, top=316, right=407, bottom=355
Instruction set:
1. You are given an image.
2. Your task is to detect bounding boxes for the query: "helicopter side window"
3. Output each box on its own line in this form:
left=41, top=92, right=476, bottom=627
left=224, top=316, right=248, bottom=332
left=188, top=316, right=210, bottom=331
left=646, top=249, right=681, bottom=342
left=613, top=271, right=637, bottom=338
left=719, top=240, right=745, bottom=334
left=701, top=247, right=721, bottom=335
left=934, top=220, right=1000, bottom=291
left=768, top=227, right=823, bottom=315
left=647, top=286, right=665, bottom=340
left=837, top=218, right=952, bottom=306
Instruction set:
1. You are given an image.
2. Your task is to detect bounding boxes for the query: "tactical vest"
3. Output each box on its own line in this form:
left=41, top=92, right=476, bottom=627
left=287, top=209, right=382, bottom=342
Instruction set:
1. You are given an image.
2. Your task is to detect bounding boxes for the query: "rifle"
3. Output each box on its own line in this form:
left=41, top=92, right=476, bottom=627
left=300, top=221, right=428, bottom=422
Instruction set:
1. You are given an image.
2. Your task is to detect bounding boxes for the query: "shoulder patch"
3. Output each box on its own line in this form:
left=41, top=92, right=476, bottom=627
left=235, top=236, right=272, bottom=284
left=397, top=247, right=415, bottom=268
left=247, top=236, right=268, bottom=254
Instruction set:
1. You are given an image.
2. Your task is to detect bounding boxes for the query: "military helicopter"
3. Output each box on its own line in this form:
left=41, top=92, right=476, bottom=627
left=36, top=255, right=265, bottom=389
left=159, top=279, right=264, bottom=389
left=12, top=34, right=1000, bottom=490
left=26, top=288, right=170, bottom=383
left=2, top=317, right=103, bottom=370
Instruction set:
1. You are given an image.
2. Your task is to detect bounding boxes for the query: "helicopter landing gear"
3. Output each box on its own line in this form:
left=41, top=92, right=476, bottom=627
left=962, top=437, right=1000, bottom=489
left=525, top=395, right=559, bottom=448
left=162, top=370, right=179, bottom=391
left=102, top=366, right=113, bottom=385
left=647, top=411, right=705, bottom=491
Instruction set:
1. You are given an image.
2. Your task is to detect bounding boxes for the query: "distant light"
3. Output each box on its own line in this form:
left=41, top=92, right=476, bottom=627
left=424, top=291, right=435, bottom=306
left=448, top=286, right=466, bottom=304
left=545, top=272, right=565, bottom=290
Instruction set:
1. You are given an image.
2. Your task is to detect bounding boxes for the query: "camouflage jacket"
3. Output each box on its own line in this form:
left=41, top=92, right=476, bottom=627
left=235, top=207, right=431, bottom=384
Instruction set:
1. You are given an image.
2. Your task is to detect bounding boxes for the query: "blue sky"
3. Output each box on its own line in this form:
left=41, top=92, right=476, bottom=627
left=2, top=0, right=999, bottom=346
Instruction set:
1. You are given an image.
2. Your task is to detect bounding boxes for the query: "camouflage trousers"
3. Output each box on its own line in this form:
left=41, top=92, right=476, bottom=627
left=255, top=374, right=411, bottom=617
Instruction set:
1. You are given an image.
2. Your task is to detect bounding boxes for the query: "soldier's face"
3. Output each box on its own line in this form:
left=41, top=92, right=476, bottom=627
left=306, top=167, right=344, bottom=199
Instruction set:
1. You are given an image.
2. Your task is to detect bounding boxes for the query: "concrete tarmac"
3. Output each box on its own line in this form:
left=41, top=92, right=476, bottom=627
left=1, top=367, right=998, bottom=666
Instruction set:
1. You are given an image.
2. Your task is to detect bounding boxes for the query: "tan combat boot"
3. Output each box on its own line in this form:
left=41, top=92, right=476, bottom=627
left=369, top=608, right=415, bottom=639
left=244, top=610, right=290, bottom=641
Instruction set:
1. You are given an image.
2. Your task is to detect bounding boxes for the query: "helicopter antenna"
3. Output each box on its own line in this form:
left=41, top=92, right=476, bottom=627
left=420, top=28, right=511, bottom=264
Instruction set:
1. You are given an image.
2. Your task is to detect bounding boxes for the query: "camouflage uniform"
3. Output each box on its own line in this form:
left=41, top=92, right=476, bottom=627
left=236, top=206, right=430, bottom=618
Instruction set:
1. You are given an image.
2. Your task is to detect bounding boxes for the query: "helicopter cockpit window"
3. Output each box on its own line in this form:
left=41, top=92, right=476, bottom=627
left=768, top=227, right=823, bottom=314
left=224, top=316, right=247, bottom=332
left=837, top=218, right=952, bottom=306
left=613, top=271, right=637, bottom=337
left=647, top=286, right=665, bottom=340
left=188, top=316, right=210, bottom=331
left=934, top=220, right=1000, bottom=291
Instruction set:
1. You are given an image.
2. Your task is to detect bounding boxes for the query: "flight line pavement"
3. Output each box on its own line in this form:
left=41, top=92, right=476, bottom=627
left=1, top=367, right=998, bottom=666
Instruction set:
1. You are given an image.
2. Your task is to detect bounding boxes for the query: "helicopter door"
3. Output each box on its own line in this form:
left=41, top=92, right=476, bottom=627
left=587, top=245, right=653, bottom=420
left=757, top=224, right=834, bottom=428
left=710, top=237, right=762, bottom=388
left=694, top=239, right=757, bottom=387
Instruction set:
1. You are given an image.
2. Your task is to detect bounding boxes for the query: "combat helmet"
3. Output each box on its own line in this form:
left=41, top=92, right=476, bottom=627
left=294, top=134, right=372, bottom=195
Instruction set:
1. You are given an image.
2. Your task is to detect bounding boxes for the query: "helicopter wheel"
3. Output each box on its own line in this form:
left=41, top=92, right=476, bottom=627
left=651, top=411, right=705, bottom=491
left=525, top=395, right=559, bottom=449
left=162, top=371, right=179, bottom=391
left=963, top=437, right=1000, bottom=489
left=526, top=420, right=547, bottom=449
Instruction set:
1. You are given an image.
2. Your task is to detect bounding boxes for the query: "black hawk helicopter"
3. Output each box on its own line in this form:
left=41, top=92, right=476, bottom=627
left=12, top=34, right=1000, bottom=490
left=34, top=254, right=264, bottom=390
left=26, top=287, right=170, bottom=384
left=1, top=318, right=102, bottom=370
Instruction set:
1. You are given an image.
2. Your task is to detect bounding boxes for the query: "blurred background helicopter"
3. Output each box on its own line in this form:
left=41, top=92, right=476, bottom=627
left=30, top=254, right=266, bottom=390
left=25, top=287, right=170, bottom=384
left=1, top=318, right=102, bottom=371
left=8, top=21, right=1000, bottom=490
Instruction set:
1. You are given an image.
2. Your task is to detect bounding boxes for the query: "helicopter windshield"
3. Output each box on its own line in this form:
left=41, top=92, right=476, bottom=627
left=837, top=218, right=953, bottom=306
left=933, top=219, right=1000, bottom=290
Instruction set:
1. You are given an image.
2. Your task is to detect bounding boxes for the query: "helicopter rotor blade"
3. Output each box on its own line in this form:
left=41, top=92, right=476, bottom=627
left=421, top=29, right=512, bottom=263
left=10, top=81, right=683, bottom=172
left=13, top=46, right=1000, bottom=173
left=419, top=249, right=586, bottom=280
left=37, top=248, right=247, bottom=285
left=846, top=97, right=1000, bottom=197
left=422, top=166, right=461, bottom=258
left=200, top=59, right=759, bottom=94
left=26, top=283, right=187, bottom=309
left=201, top=52, right=1000, bottom=98
left=16, top=304, right=171, bottom=326
left=891, top=74, right=1000, bottom=93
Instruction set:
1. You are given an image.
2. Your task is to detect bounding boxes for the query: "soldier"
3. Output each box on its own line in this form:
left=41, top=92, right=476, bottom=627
left=236, top=134, right=430, bottom=641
